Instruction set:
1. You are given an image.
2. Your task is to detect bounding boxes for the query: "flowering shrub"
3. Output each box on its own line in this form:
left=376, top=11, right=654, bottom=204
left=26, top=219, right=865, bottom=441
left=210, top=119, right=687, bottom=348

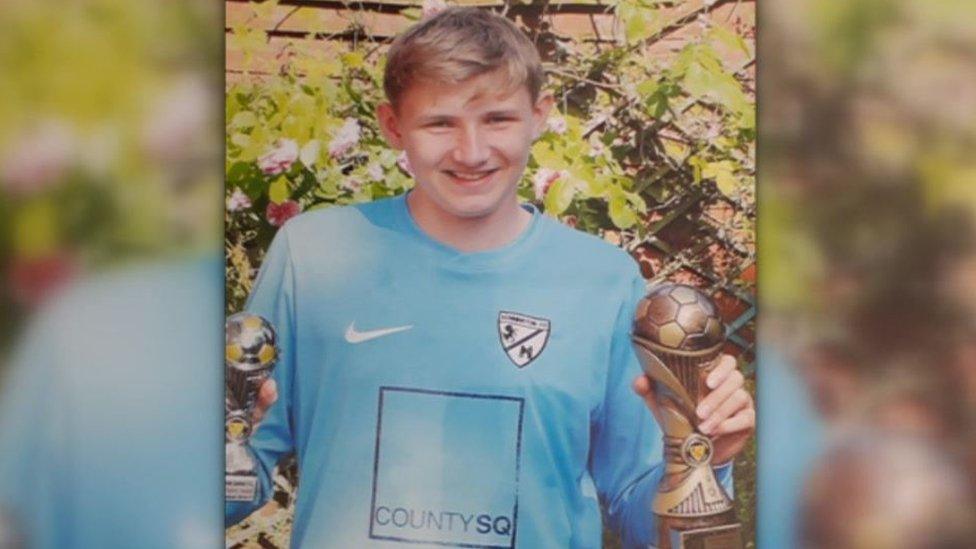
left=225, top=3, right=756, bottom=545
left=226, top=0, right=755, bottom=313
left=0, top=1, right=217, bottom=348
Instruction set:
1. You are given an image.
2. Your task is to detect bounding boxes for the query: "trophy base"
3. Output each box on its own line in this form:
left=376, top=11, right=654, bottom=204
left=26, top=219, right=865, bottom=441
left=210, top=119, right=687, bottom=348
left=658, top=512, right=742, bottom=549
left=669, top=523, right=742, bottom=549
left=226, top=474, right=259, bottom=502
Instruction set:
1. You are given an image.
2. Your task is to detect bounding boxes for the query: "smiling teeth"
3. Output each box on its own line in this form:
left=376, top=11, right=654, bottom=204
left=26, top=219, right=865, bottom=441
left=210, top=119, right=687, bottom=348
left=452, top=172, right=491, bottom=180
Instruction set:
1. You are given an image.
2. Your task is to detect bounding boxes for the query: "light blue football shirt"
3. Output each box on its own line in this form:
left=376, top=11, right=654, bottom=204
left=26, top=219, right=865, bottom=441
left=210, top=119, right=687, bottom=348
left=226, top=194, right=732, bottom=548
left=756, top=347, right=824, bottom=548
left=0, top=257, right=224, bottom=549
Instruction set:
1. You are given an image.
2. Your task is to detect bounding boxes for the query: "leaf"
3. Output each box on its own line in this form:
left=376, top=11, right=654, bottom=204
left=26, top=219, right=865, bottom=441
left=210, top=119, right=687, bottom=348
left=703, top=161, right=738, bottom=195
left=621, top=1, right=662, bottom=43
left=715, top=171, right=739, bottom=196
left=230, top=132, right=251, bottom=149
left=531, top=141, right=569, bottom=170
left=709, top=26, right=751, bottom=57
left=13, top=200, right=58, bottom=256
left=544, top=177, right=577, bottom=215
left=584, top=173, right=611, bottom=197
left=625, top=14, right=649, bottom=43
left=663, top=140, right=690, bottom=162
left=400, top=7, right=422, bottom=21
left=300, top=140, right=320, bottom=167
left=688, top=155, right=707, bottom=184
left=269, top=176, right=291, bottom=203
left=738, top=109, right=756, bottom=131
left=609, top=193, right=638, bottom=229
left=342, top=52, right=364, bottom=69
left=378, top=149, right=398, bottom=168
left=637, top=80, right=659, bottom=99
left=682, top=61, right=715, bottom=100
left=231, top=111, right=257, bottom=129
left=624, top=190, right=647, bottom=213
left=251, top=0, right=279, bottom=22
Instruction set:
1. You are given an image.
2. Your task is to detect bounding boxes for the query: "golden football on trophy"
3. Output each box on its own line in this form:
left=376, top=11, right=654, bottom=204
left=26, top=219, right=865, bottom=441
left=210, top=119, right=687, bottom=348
left=635, top=284, right=724, bottom=353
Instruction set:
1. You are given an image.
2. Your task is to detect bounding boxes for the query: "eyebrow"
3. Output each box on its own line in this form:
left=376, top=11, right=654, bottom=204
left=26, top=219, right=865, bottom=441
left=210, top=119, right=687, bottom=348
left=484, top=110, right=522, bottom=118
left=416, top=114, right=455, bottom=124
left=416, top=110, right=522, bottom=124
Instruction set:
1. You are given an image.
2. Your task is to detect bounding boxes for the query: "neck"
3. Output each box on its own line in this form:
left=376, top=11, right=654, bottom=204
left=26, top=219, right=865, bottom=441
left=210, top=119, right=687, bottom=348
left=406, top=190, right=532, bottom=253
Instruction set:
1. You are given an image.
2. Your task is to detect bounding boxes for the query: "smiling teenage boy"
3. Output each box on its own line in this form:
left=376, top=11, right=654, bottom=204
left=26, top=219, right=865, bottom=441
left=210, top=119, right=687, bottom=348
left=227, top=8, right=754, bottom=548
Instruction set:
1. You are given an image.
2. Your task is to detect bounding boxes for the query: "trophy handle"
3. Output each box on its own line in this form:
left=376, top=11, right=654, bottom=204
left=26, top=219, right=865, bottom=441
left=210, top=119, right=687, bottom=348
left=632, top=339, right=697, bottom=418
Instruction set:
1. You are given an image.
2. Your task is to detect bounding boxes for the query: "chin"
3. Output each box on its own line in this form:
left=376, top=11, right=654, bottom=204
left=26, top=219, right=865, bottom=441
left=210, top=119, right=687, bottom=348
left=424, top=185, right=507, bottom=219
left=440, top=198, right=503, bottom=219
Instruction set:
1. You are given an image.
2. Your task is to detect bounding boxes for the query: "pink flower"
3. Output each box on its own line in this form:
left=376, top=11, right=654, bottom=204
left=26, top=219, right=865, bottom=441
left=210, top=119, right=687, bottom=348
left=266, top=199, right=302, bottom=227
left=1, top=119, right=75, bottom=197
left=532, top=168, right=565, bottom=201
left=396, top=151, right=414, bottom=176
left=142, top=75, right=211, bottom=163
left=258, top=139, right=299, bottom=175
left=547, top=115, right=568, bottom=135
left=328, top=119, right=361, bottom=159
left=366, top=162, right=384, bottom=181
left=226, top=187, right=252, bottom=212
left=422, top=0, right=448, bottom=18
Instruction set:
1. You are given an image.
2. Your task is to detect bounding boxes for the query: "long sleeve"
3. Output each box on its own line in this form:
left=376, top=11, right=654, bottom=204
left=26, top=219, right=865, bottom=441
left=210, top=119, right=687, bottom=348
left=590, top=273, right=734, bottom=548
left=0, top=306, right=70, bottom=549
left=225, top=227, right=299, bottom=525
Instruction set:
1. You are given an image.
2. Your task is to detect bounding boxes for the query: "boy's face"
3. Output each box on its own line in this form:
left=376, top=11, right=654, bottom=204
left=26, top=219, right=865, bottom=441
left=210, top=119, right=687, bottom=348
left=378, top=71, right=551, bottom=221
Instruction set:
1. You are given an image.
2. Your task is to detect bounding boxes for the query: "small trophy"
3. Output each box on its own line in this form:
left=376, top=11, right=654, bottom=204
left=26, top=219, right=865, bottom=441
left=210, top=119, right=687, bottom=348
left=631, top=284, right=743, bottom=549
left=225, top=312, right=278, bottom=502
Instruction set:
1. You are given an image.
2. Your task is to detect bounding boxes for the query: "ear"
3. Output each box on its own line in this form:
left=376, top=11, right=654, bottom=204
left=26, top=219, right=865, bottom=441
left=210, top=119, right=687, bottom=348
left=376, top=102, right=404, bottom=149
left=531, top=92, right=555, bottom=140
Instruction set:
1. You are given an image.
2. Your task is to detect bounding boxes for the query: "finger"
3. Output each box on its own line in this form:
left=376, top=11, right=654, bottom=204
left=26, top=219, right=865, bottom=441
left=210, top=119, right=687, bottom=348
left=710, top=406, right=755, bottom=437
left=257, top=378, right=278, bottom=409
left=697, top=367, right=744, bottom=420
left=632, top=374, right=653, bottom=396
left=705, top=354, right=737, bottom=390
left=700, top=389, right=751, bottom=435
left=632, top=374, right=659, bottom=411
left=252, top=379, right=278, bottom=425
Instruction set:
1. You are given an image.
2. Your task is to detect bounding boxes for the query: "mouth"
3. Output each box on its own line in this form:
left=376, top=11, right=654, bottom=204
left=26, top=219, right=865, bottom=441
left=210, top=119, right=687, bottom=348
left=443, top=168, right=499, bottom=186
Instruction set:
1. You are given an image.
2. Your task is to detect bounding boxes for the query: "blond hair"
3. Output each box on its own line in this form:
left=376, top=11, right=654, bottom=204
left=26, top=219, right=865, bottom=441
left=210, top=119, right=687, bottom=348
left=383, top=7, right=545, bottom=107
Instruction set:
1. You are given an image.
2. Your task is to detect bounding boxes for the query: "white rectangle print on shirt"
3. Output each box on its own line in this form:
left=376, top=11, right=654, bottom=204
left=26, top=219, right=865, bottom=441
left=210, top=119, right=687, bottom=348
left=370, top=387, right=525, bottom=548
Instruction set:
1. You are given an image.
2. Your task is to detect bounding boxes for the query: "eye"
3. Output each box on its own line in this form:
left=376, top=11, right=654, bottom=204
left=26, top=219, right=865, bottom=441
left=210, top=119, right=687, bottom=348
left=426, top=120, right=452, bottom=129
left=487, top=115, right=515, bottom=125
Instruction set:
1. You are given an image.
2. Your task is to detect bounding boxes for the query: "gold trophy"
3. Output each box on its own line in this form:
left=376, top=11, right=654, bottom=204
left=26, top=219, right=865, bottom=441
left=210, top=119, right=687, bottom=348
left=631, top=284, right=742, bottom=549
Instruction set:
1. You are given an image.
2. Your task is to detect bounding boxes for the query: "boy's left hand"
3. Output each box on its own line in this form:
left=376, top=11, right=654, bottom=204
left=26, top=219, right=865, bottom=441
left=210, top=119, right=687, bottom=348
left=632, top=354, right=755, bottom=465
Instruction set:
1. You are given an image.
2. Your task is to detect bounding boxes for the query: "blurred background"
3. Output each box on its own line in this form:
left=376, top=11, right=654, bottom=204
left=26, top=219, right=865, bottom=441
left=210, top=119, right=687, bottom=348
left=0, top=1, right=225, bottom=547
left=0, top=0, right=972, bottom=548
left=759, top=0, right=976, bottom=547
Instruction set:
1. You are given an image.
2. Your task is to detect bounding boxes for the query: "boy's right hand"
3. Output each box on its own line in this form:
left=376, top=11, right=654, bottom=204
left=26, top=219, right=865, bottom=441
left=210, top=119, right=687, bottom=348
left=252, top=378, right=278, bottom=426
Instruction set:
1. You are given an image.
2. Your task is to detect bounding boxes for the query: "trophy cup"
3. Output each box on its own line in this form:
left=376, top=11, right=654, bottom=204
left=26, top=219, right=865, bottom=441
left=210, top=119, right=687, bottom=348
left=631, top=284, right=742, bottom=549
left=225, top=312, right=278, bottom=502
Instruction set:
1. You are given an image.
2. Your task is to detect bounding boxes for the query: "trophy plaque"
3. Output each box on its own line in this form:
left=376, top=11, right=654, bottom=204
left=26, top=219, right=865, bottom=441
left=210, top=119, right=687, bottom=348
left=225, top=312, right=278, bottom=502
left=631, top=284, right=742, bottom=549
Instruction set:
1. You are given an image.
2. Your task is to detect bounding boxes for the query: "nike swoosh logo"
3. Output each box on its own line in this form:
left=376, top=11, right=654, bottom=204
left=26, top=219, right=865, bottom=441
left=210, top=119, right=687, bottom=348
left=344, top=322, right=413, bottom=344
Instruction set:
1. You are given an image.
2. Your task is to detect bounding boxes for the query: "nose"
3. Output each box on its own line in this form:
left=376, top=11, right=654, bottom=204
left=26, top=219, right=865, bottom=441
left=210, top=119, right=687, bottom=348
left=451, top=124, right=490, bottom=166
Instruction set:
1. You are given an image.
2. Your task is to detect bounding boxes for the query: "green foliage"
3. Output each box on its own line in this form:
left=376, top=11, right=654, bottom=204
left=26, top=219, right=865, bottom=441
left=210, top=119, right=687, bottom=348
left=225, top=1, right=755, bottom=315
left=226, top=3, right=756, bottom=546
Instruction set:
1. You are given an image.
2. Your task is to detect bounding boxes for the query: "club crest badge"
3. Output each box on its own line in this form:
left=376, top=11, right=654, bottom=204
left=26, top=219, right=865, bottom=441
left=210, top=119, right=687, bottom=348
left=498, top=311, right=551, bottom=368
